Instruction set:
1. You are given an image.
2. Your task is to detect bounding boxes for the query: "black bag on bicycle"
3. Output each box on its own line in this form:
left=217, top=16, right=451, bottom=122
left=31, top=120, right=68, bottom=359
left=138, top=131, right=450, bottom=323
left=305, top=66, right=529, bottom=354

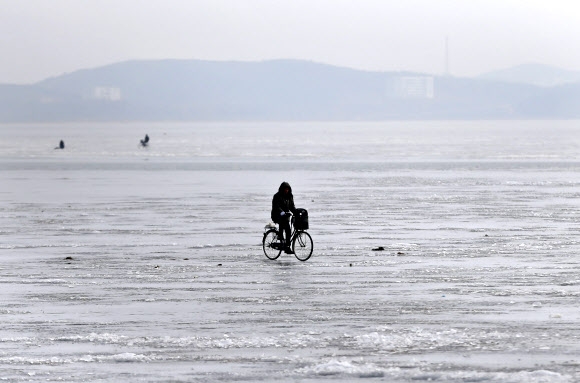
left=294, top=208, right=309, bottom=230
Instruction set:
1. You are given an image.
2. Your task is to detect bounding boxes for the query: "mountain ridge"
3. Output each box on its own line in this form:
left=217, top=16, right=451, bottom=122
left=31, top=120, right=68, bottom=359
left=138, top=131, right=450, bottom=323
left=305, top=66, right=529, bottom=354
left=478, top=63, right=580, bottom=87
left=1, top=59, right=578, bottom=121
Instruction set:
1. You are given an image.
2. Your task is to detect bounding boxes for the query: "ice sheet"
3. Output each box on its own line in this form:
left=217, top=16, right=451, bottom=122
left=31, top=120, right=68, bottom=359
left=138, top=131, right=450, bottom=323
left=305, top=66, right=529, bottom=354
left=1, top=121, right=580, bottom=382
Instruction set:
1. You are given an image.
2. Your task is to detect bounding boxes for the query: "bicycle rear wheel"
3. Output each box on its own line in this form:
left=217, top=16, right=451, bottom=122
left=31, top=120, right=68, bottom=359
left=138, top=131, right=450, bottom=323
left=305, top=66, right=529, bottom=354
left=292, top=231, right=313, bottom=261
left=263, top=229, right=283, bottom=260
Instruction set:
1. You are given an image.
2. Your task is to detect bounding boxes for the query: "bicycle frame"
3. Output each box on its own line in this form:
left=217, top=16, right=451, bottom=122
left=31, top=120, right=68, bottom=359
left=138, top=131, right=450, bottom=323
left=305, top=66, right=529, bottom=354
left=263, top=213, right=313, bottom=261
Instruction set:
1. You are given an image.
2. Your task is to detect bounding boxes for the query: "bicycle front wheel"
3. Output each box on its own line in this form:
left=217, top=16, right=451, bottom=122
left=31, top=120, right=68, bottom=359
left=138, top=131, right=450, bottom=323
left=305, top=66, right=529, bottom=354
left=292, top=231, right=313, bottom=261
left=263, top=229, right=282, bottom=260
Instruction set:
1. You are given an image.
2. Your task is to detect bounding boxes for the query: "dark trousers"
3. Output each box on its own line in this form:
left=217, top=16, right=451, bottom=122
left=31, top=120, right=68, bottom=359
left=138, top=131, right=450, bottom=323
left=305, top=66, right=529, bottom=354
left=277, top=217, right=291, bottom=246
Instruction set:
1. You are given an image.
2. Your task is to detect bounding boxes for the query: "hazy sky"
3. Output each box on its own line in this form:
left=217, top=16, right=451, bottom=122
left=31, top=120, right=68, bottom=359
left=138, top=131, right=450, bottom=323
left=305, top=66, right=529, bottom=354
left=1, top=0, right=580, bottom=84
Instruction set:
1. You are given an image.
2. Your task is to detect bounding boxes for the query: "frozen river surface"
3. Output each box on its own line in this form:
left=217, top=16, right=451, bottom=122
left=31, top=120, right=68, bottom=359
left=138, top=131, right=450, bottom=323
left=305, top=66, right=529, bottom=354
left=1, top=121, right=580, bottom=382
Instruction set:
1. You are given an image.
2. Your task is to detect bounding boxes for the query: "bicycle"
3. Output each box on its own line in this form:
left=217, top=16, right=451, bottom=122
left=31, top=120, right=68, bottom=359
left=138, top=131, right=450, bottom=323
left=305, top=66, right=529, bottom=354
left=262, top=209, right=313, bottom=262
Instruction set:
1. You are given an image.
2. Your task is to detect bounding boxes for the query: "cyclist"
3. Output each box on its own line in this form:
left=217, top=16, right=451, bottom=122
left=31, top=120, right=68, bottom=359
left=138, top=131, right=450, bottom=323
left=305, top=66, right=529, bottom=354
left=271, top=182, right=297, bottom=254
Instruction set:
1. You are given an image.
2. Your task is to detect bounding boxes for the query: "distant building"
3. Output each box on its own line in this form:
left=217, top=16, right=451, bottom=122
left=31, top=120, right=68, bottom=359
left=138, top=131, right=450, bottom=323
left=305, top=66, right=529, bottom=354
left=92, top=87, right=122, bottom=101
left=391, top=76, right=435, bottom=99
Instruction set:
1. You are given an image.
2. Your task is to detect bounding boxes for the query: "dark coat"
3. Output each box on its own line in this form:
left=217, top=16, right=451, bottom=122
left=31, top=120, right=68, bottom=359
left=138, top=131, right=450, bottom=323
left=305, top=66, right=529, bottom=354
left=271, top=182, right=296, bottom=222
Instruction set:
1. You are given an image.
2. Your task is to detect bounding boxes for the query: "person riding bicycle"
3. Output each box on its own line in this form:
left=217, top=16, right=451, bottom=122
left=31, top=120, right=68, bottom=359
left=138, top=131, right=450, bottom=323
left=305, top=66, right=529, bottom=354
left=271, top=182, right=297, bottom=254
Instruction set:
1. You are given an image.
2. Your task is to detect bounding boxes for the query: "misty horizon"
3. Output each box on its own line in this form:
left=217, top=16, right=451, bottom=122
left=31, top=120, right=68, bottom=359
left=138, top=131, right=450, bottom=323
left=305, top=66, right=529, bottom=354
left=1, top=1, right=580, bottom=84
left=2, top=58, right=579, bottom=87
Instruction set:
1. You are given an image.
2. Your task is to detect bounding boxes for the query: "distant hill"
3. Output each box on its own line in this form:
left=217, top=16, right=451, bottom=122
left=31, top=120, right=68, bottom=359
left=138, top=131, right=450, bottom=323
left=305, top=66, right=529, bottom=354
left=479, top=63, right=580, bottom=87
left=0, top=59, right=579, bottom=121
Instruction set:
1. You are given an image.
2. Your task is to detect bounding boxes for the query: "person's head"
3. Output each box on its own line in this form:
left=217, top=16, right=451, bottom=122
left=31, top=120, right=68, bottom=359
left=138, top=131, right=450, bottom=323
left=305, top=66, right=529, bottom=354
left=278, top=182, right=292, bottom=195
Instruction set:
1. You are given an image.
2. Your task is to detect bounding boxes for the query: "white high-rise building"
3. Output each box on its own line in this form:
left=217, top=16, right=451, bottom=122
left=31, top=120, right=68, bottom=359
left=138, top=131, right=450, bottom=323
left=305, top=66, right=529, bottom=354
left=92, top=87, right=122, bottom=101
left=393, top=76, right=435, bottom=99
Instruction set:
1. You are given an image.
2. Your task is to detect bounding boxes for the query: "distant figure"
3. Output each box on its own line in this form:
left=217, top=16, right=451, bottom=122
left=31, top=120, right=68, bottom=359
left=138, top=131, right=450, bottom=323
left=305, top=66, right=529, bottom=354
left=140, top=134, right=149, bottom=147
left=271, top=182, right=297, bottom=254
left=55, top=140, right=65, bottom=150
